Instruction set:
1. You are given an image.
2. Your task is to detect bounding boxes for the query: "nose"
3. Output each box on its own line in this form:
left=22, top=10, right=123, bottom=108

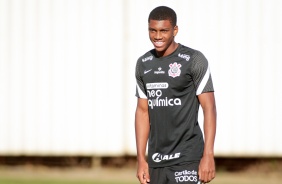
left=155, top=31, right=162, bottom=40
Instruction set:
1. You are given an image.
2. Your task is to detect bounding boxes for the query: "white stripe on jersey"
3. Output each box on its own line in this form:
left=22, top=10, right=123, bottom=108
left=136, top=84, right=147, bottom=99
left=196, top=65, right=210, bottom=95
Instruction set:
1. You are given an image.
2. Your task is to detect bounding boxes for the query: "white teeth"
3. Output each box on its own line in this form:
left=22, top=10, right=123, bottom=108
left=155, top=41, right=164, bottom=46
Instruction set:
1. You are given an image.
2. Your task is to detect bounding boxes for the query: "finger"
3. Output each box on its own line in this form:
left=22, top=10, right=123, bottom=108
left=143, top=172, right=150, bottom=183
left=137, top=172, right=146, bottom=183
left=208, top=170, right=215, bottom=182
left=201, top=171, right=208, bottom=183
left=212, top=170, right=216, bottom=179
left=198, top=169, right=206, bottom=182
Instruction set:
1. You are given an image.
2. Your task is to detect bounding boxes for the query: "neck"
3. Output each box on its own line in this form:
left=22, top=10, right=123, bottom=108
left=156, top=42, right=178, bottom=57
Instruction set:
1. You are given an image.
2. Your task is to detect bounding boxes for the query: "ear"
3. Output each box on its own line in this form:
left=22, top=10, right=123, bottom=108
left=173, top=25, right=178, bottom=37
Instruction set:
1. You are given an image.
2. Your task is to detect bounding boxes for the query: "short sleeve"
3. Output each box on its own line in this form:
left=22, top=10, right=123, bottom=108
left=191, top=51, right=214, bottom=95
left=135, top=60, right=147, bottom=99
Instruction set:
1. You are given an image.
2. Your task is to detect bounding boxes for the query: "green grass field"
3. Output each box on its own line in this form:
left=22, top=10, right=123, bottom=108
left=0, top=167, right=281, bottom=184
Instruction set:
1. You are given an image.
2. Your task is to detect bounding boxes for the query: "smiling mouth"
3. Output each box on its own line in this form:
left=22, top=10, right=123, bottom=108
left=154, top=41, right=164, bottom=47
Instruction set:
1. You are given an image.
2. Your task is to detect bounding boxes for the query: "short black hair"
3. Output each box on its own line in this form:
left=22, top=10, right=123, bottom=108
left=148, top=6, right=177, bottom=26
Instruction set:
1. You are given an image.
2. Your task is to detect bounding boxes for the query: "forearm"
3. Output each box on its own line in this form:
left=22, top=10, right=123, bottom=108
left=198, top=92, right=217, bottom=183
left=135, top=106, right=150, bottom=162
left=135, top=98, right=151, bottom=183
left=203, top=104, right=216, bottom=156
left=198, top=92, right=217, bottom=156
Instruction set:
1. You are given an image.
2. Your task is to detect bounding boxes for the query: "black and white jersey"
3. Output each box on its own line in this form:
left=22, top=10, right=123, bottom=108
left=135, top=44, right=214, bottom=168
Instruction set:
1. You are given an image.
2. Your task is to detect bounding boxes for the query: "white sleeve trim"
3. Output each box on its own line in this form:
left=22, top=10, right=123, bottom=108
left=136, top=84, right=147, bottom=99
left=196, top=65, right=210, bottom=95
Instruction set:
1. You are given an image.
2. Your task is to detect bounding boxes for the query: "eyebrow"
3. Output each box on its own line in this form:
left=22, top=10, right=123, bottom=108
left=148, top=27, right=170, bottom=31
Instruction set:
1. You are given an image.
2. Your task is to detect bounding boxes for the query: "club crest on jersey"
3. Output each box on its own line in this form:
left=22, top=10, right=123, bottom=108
left=168, top=62, right=182, bottom=78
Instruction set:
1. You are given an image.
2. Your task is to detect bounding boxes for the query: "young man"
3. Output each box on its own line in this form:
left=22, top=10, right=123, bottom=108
left=135, top=6, right=216, bottom=184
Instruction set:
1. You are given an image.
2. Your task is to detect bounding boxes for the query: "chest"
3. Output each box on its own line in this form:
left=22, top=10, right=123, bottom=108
left=141, top=59, right=194, bottom=93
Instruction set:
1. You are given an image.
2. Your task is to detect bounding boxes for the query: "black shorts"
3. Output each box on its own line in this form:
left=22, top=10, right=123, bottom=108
left=149, top=161, right=202, bottom=184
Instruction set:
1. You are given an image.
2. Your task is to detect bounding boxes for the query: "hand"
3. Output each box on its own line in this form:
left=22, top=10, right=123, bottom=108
left=136, top=160, right=150, bottom=184
left=198, top=154, right=215, bottom=183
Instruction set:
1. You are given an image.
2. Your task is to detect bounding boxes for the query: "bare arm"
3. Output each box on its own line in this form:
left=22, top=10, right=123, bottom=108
left=135, top=98, right=150, bottom=184
left=198, top=92, right=217, bottom=183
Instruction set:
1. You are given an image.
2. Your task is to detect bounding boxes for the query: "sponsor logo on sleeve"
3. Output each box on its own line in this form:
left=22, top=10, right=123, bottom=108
left=178, top=53, right=190, bottom=61
left=142, top=55, right=153, bottom=62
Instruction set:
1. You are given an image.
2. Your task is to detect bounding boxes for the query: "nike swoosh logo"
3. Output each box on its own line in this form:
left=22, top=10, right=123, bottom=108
left=144, top=69, right=152, bottom=74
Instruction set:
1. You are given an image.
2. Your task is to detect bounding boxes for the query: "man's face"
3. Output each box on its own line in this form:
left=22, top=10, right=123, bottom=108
left=148, top=19, right=178, bottom=57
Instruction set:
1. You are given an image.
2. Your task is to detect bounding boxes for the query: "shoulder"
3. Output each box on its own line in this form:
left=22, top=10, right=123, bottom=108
left=192, top=50, right=207, bottom=61
left=178, top=44, right=196, bottom=54
left=176, top=44, right=203, bottom=63
left=137, top=49, right=155, bottom=63
left=190, top=49, right=209, bottom=75
left=136, top=49, right=155, bottom=71
left=177, top=44, right=208, bottom=66
left=135, top=49, right=155, bottom=75
left=178, top=45, right=209, bottom=73
left=179, top=46, right=208, bottom=67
